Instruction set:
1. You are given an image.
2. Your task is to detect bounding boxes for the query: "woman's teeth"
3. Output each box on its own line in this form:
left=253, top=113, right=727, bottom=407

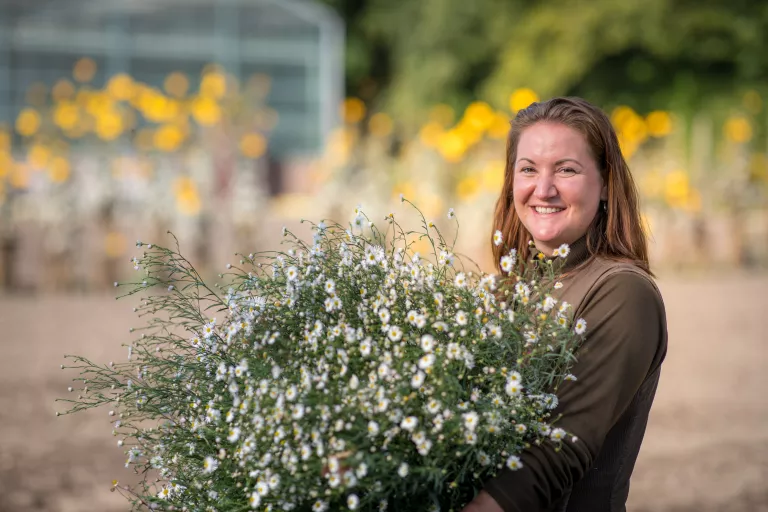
left=534, top=207, right=564, bottom=214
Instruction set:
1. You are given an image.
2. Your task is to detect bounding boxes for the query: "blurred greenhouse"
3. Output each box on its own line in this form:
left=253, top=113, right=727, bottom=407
left=0, top=0, right=345, bottom=290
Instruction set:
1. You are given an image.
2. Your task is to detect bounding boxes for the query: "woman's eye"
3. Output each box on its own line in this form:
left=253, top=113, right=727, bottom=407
left=558, top=167, right=576, bottom=174
left=520, top=167, right=535, bottom=174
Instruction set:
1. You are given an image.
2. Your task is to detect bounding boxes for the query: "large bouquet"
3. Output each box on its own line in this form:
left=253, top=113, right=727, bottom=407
left=58, top=201, right=584, bottom=511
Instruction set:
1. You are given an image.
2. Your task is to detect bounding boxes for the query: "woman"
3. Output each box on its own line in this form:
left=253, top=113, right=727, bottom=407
left=463, top=97, right=668, bottom=512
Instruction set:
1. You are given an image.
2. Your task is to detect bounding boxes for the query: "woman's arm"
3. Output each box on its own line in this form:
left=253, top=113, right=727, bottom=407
left=465, top=271, right=667, bottom=512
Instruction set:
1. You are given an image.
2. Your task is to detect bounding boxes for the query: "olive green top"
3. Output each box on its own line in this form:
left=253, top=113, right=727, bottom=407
left=484, top=237, right=668, bottom=512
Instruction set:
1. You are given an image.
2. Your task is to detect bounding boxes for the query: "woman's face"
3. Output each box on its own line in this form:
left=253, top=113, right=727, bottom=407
left=512, top=122, right=607, bottom=255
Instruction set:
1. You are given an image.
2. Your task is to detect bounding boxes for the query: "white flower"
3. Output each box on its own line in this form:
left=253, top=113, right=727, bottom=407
left=493, top=230, right=503, bottom=246
left=487, top=324, right=502, bottom=339
left=359, top=339, right=372, bottom=357
left=387, top=325, right=403, bottom=342
left=554, top=281, right=563, bottom=289
left=447, top=208, right=456, bottom=219
left=454, top=272, right=467, bottom=288
left=446, top=342, right=461, bottom=359
left=556, top=243, right=570, bottom=258
left=203, top=321, right=216, bottom=339
left=505, top=379, right=523, bottom=397
left=477, top=451, right=491, bottom=466
left=347, top=494, right=360, bottom=510
left=575, top=318, right=587, bottom=335
left=542, top=296, right=557, bottom=312
left=463, top=411, right=479, bottom=431
left=411, top=371, right=426, bottom=388
left=401, top=416, right=418, bottom=431
left=551, top=428, right=567, bottom=441
left=286, top=266, right=299, bottom=281
left=203, top=456, right=218, bottom=474
left=500, top=255, right=515, bottom=273
left=227, top=427, right=241, bottom=443
left=515, top=424, right=527, bottom=434
left=426, top=399, right=441, bottom=414
left=325, top=279, right=335, bottom=294
left=397, top=462, right=409, bottom=477
left=418, top=353, right=435, bottom=370
left=356, top=463, right=368, bottom=478
left=249, top=492, right=262, bottom=508
left=312, top=500, right=329, bottom=512
left=367, top=421, right=380, bottom=436
left=157, top=486, right=172, bottom=500
left=515, top=283, right=531, bottom=299
left=255, top=481, right=269, bottom=496
left=455, top=310, right=468, bottom=326
left=420, top=334, right=435, bottom=352
left=379, top=308, right=391, bottom=324
left=506, top=455, right=523, bottom=470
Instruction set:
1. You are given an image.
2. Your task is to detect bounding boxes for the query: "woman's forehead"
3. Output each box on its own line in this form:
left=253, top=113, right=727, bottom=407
left=516, top=123, right=594, bottom=163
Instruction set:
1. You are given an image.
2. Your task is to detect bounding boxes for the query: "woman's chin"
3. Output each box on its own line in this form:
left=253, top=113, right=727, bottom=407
left=530, top=229, right=562, bottom=245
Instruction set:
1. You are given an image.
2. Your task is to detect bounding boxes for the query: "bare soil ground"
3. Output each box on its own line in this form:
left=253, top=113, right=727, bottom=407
left=0, top=274, right=766, bottom=511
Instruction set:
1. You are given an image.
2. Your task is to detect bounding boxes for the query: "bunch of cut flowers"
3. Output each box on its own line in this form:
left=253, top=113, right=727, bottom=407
left=58, top=200, right=585, bottom=512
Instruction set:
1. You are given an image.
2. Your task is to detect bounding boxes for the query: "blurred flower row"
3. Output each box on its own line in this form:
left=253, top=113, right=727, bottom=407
left=0, top=58, right=766, bottom=275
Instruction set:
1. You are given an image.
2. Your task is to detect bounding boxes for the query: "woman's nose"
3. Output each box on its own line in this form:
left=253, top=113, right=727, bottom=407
left=533, top=173, right=557, bottom=199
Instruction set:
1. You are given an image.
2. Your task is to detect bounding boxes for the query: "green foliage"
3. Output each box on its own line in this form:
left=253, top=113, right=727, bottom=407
left=321, top=0, right=768, bottom=126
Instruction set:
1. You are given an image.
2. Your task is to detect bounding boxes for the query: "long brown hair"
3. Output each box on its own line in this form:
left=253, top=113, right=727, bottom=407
left=491, top=97, right=651, bottom=274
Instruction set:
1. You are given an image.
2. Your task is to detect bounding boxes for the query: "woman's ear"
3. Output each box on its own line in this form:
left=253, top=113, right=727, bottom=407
left=600, top=182, right=608, bottom=201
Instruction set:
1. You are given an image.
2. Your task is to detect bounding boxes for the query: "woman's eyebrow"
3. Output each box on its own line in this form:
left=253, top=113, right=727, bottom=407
left=516, top=157, right=583, bottom=166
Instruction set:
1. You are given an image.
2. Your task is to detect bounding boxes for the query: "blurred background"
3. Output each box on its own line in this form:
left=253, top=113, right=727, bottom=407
left=0, top=0, right=766, bottom=510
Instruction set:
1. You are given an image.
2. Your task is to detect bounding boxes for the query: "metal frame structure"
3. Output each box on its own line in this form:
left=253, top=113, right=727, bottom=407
left=0, top=0, right=344, bottom=157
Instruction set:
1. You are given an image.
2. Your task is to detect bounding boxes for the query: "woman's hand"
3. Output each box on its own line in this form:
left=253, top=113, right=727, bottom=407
left=461, top=490, right=504, bottom=512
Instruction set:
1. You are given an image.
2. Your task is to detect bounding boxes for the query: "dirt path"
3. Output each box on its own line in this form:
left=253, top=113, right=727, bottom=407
left=0, top=274, right=766, bottom=511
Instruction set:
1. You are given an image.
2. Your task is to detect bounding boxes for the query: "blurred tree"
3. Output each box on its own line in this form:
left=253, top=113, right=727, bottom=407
left=321, top=0, right=768, bottom=128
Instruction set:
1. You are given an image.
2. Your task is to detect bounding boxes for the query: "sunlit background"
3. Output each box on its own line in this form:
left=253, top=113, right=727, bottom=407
left=0, top=0, right=766, bottom=510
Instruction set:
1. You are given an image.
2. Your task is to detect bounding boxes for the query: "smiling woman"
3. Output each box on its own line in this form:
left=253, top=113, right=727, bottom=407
left=492, top=97, right=649, bottom=274
left=513, top=123, right=607, bottom=257
left=463, top=98, right=668, bottom=512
